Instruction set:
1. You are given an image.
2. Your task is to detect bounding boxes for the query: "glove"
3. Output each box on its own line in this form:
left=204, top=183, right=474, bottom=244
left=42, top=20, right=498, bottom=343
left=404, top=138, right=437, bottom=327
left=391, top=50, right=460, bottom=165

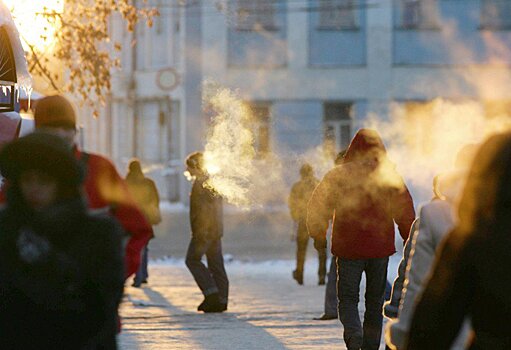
left=313, top=237, right=327, bottom=251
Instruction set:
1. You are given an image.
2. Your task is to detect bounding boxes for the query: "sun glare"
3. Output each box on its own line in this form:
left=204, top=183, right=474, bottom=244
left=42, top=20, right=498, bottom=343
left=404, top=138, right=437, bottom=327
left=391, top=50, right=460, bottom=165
left=3, top=0, right=64, bottom=50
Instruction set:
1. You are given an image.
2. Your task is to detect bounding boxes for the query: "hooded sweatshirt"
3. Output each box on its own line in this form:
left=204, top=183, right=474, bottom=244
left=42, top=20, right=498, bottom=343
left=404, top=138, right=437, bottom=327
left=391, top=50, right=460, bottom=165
left=307, top=129, right=415, bottom=259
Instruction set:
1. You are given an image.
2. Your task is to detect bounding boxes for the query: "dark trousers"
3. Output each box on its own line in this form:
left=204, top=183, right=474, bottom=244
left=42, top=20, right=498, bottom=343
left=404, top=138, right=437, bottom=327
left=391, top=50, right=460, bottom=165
left=134, top=244, right=149, bottom=285
left=336, top=257, right=389, bottom=350
left=295, top=221, right=327, bottom=279
left=185, top=236, right=229, bottom=304
left=324, top=256, right=338, bottom=317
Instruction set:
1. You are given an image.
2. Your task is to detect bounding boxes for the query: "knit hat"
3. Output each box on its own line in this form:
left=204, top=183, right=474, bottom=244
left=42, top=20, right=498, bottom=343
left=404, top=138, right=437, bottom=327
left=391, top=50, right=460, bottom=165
left=0, top=131, right=83, bottom=186
left=34, top=95, right=77, bottom=130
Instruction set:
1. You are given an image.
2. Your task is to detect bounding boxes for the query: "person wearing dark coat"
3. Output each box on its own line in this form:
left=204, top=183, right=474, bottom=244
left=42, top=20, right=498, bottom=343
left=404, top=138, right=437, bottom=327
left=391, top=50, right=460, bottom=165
left=125, top=159, right=161, bottom=288
left=0, top=132, right=124, bottom=349
left=288, top=163, right=325, bottom=285
left=406, top=133, right=511, bottom=350
left=184, top=152, right=228, bottom=313
left=308, top=129, right=415, bottom=350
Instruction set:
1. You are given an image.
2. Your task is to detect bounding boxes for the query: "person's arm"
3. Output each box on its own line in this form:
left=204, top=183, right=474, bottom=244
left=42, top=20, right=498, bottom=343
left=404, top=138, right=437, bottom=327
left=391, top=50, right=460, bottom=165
left=384, top=218, right=420, bottom=320
left=387, top=207, right=437, bottom=349
left=87, top=218, right=125, bottom=346
left=404, top=230, right=474, bottom=350
left=392, top=179, right=416, bottom=241
left=307, top=170, right=337, bottom=245
left=288, top=184, right=300, bottom=222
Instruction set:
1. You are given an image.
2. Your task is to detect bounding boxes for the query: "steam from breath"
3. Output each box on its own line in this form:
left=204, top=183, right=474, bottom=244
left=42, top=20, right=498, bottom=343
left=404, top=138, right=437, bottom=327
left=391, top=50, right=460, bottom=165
left=202, top=81, right=286, bottom=208
left=365, top=99, right=511, bottom=202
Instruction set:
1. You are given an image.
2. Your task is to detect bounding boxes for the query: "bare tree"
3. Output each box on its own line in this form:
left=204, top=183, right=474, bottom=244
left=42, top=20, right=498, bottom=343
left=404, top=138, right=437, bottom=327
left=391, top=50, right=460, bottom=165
left=25, top=0, right=158, bottom=116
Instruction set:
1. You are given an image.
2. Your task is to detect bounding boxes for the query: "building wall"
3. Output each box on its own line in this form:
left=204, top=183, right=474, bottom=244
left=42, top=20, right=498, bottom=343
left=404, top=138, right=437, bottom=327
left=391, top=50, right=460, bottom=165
left=87, top=0, right=511, bottom=202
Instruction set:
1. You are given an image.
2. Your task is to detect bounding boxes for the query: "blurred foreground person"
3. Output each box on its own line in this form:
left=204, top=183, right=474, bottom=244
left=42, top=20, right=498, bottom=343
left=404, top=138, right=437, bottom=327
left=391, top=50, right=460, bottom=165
left=386, top=145, right=477, bottom=350
left=288, top=163, right=325, bottom=285
left=185, top=152, right=228, bottom=313
left=308, top=129, right=415, bottom=350
left=31, top=95, right=153, bottom=278
left=406, top=134, right=511, bottom=350
left=126, top=159, right=161, bottom=288
left=0, top=133, right=124, bottom=349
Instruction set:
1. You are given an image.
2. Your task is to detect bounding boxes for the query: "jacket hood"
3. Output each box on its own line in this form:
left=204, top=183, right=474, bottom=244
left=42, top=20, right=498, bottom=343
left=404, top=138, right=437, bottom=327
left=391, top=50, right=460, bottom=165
left=344, top=128, right=387, bottom=164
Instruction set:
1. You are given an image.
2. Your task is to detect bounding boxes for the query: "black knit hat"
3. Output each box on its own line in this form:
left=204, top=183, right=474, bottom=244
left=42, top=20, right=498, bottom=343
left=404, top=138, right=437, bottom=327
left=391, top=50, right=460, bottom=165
left=0, top=132, right=84, bottom=186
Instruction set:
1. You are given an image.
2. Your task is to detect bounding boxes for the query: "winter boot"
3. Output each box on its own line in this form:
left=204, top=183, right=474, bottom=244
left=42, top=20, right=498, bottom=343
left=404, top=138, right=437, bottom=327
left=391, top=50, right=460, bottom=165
left=292, top=270, right=303, bottom=285
left=200, top=293, right=226, bottom=313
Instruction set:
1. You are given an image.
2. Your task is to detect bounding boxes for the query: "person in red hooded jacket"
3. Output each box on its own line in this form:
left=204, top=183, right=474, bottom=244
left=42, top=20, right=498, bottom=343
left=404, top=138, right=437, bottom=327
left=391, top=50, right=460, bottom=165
left=29, top=95, right=153, bottom=279
left=307, top=128, right=415, bottom=350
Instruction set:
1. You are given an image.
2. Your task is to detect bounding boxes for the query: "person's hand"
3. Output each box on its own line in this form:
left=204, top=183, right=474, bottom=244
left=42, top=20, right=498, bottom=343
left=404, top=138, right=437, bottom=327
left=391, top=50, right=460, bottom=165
left=313, top=237, right=327, bottom=251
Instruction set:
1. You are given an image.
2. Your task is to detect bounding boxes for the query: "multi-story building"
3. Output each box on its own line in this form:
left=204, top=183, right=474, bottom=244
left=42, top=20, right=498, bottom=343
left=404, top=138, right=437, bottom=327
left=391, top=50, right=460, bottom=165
left=82, top=0, right=511, bottom=203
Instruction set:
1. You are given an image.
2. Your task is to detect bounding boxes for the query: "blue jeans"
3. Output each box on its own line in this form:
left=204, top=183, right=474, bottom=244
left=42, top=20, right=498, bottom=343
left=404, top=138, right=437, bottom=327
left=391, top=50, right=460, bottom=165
left=134, top=244, right=149, bottom=285
left=185, top=237, right=229, bottom=304
left=337, top=257, right=389, bottom=350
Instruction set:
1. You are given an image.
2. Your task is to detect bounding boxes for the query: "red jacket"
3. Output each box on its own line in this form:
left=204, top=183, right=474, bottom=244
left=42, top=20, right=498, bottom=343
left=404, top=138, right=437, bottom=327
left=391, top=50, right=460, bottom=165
left=307, top=129, right=415, bottom=259
left=76, top=149, right=153, bottom=278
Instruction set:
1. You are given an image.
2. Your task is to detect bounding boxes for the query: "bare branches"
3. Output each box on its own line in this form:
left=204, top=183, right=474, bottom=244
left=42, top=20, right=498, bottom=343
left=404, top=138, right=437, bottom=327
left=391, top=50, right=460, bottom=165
left=28, top=0, right=158, bottom=116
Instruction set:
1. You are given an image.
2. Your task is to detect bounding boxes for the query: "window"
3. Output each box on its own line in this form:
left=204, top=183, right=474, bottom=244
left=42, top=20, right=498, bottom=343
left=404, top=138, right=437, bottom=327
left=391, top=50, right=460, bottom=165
left=481, top=0, right=511, bottom=30
left=233, top=0, right=278, bottom=31
left=401, top=0, right=439, bottom=29
left=318, top=0, right=356, bottom=30
left=323, top=103, right=353, bottom=156
left=246, top=102, right=271, bottom=157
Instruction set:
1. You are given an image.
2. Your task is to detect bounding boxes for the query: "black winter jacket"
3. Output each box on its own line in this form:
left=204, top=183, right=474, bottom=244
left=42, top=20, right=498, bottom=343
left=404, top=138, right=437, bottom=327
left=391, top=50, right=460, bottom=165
left=0, top=198, right=124, bottom=349
left=190, top=176, right=223, bottom=240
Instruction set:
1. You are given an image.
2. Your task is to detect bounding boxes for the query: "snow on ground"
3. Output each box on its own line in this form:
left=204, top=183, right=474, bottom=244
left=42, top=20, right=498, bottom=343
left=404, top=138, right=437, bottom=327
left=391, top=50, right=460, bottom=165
left=119, top=256, right=401, bottom=350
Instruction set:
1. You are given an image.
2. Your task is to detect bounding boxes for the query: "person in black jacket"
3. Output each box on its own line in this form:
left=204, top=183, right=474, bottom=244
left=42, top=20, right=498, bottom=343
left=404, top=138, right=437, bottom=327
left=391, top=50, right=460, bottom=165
left=184, top=152, right=228, bottom=313
left=406, top=133, right=511, bottom=350
left=0, top=132, right=124, bottom=350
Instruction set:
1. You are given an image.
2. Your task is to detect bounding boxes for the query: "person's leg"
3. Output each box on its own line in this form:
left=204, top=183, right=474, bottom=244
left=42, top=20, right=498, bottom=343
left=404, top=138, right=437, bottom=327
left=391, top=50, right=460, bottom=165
left=141, top=243, right=149, bottom=283
left=294, top=224, right=308, bottom=285
left=206, top=238, right=229, bottom=306
left=338, top=258, right=365, bottom=350
left=362, top=257, right=389, bottom=350
left=324, top=256, right=338, bottom=317
left=318, top=246, right=327, bottom=285
left=185, top=237, right=219, bottom=298
left=133, top=244, right=147, bottom=287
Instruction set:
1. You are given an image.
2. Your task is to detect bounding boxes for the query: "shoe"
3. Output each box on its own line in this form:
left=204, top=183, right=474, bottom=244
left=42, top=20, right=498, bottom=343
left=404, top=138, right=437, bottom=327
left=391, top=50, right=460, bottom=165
left=318, top=276, right=326, bottom=285
left=131, top=281, right=141, bottom=288
left=313, top=313, right=337, bottom=320
left=197, top=298, right=207, bottom=311
left=292, top=270, right=303, bottom=285
left=141, top=279, right=148, bottom=285
left=200, top=293, right=227, bottom=313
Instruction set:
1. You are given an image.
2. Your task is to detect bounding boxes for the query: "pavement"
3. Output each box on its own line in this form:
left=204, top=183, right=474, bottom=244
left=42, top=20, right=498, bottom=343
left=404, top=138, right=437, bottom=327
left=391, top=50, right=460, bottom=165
left=118, top=205, right=404, bottom=349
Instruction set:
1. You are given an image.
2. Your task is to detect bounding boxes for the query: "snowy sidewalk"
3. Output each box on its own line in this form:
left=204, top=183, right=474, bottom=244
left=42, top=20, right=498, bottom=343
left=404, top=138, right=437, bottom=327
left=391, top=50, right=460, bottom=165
left=119, top=257, right=400, bottom=350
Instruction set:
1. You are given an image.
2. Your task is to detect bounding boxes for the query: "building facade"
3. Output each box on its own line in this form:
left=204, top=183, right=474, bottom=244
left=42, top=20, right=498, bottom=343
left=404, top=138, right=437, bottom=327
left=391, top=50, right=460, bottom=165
left=82, top=0, right=511, bottom=203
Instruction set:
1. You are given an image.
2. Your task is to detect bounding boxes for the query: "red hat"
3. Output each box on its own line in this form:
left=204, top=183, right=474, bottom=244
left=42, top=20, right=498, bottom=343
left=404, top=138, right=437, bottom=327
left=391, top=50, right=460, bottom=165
left=34, top=95, right=76, bottom=130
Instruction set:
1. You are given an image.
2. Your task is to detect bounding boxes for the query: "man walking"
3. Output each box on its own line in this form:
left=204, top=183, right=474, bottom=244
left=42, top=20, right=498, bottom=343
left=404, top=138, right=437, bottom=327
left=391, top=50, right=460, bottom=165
left=288, top=163, right=325, bottom=285
left=185, top=152, right=228, bottom=313
left=308, top=129, right=415, bottom=350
